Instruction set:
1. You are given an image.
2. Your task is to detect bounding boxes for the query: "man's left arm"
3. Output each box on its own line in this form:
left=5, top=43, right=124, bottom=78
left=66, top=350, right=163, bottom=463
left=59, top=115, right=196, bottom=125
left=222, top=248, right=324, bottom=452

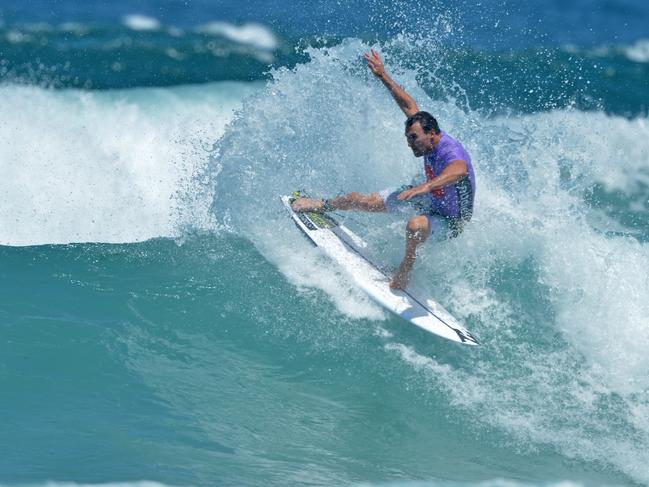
left=398, top=160, right=468, bottom=200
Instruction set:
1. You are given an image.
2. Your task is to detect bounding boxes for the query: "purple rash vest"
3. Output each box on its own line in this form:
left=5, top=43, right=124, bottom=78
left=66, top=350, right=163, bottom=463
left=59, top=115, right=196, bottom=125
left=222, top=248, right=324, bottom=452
left=423, top=131, right=475, bottom=221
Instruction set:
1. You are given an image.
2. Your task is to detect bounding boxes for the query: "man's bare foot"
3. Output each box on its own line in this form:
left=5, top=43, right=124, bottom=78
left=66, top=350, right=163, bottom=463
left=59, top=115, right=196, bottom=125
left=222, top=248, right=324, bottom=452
left=389, top=268, right=410, bottom=290
left=291, top=197, right=324, bottom=213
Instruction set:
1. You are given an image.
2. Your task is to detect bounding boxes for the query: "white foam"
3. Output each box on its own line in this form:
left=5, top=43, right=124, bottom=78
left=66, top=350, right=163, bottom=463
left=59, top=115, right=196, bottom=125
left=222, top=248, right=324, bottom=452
left=624, top=38, right=649, bottom=63
left=122, top=14, right=161, bottom=32
left=6, top=30, right=30, bottom=44
left=270, top=241, right=385, bottom=320
left=195, top=22, right=278, bottom=50
left=443, top=108, right=649, bottom=482
left=0, top=82, right=260, bottom=246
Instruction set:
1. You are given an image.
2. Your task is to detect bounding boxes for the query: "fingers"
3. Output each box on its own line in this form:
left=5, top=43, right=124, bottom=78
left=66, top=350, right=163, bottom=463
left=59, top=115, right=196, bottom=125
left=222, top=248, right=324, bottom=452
left=364, top=49, right=386, bottom=79
left=399, top=188, right=421, bottom=200
left=363, top=49, right=382, bottom=63
left=364, top=54, right=377, bottom=67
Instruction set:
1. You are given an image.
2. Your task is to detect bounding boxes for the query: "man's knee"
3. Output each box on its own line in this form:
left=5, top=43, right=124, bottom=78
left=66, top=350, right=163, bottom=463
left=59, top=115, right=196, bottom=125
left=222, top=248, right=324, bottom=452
left=406, top=216, right=429, bottom=239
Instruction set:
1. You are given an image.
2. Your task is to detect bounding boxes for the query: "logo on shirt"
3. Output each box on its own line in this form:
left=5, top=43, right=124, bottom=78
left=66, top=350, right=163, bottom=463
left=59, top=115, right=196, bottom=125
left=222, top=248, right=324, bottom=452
left=455, top=177, right=473, bottom=221
left=425, top=164, right=445, bottom=198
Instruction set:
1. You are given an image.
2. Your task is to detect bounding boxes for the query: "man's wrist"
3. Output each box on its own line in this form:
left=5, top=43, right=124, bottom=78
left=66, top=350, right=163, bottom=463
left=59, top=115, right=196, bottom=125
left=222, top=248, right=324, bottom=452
left=379, top=72, right=392, bottom=84
left=322, top=199, right=334, bottom=212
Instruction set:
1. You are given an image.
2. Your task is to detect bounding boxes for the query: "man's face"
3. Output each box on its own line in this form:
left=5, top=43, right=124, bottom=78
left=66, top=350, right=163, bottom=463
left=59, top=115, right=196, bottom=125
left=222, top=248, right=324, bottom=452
left=405, top=122, right=436, bottom=157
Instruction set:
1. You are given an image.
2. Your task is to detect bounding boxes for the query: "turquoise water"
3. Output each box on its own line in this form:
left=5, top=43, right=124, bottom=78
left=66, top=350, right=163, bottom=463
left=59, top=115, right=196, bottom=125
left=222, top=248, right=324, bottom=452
left=2, top=1, right=649, bottom=486
left=0, top=237, right=643, bottom=486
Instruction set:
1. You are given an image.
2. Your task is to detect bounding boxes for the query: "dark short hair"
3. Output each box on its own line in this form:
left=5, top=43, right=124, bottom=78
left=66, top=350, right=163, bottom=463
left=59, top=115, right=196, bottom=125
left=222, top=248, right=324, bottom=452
left=405, top=111, right=440, bottom=134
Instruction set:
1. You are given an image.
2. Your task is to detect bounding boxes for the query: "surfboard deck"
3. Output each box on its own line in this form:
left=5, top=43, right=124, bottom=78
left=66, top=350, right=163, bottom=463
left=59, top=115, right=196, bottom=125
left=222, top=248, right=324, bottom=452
left=281, top=195, right=479, bottom=346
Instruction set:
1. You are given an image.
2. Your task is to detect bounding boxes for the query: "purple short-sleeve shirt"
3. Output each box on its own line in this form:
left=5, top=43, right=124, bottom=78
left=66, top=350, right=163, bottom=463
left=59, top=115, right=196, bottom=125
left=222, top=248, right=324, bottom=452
left=424, top=132, right=475, bottom=220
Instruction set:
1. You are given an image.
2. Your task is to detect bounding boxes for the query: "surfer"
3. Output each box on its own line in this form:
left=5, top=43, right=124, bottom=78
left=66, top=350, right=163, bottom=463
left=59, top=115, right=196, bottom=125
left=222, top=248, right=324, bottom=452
left=292, top=49, right=475, bottom=290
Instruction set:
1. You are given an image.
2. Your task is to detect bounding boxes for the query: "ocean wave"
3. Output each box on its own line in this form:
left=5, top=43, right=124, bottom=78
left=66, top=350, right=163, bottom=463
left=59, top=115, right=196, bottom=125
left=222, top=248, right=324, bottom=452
left=624, top=38, right=649, bottom=63
left=121, top=14, right=162, bottom=31
left=0, top=27, right=646, bottom=116
left=5, top=29, right=31, bottom=43
left=195, top=21, right=278, bottom=51
left=208, top=39, right=649, bottom=484
left=0, top=81, right=261, bottom=246
left=0, top=21, right=289, bottom=88
left=565, top=38, right=649, bottom=64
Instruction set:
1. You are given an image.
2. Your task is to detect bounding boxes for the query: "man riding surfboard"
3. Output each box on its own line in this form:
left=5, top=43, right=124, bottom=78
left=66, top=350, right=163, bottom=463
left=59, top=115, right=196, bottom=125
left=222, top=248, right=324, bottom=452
left=292, top=50, right=476, bottom=290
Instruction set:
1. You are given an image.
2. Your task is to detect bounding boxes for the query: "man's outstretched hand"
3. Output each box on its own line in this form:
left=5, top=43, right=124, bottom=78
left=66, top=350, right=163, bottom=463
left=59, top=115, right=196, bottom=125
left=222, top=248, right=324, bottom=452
left=397, top=185, right=427, bottom=201
left=364, top=49, right=386, bottom=79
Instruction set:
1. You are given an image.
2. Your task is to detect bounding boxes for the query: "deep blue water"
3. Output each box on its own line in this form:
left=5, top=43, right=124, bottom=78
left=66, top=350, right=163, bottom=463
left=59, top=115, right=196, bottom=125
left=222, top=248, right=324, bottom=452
left=1, top=0, right=648, bottom=115
left=2, top=0, right=649, bottom=45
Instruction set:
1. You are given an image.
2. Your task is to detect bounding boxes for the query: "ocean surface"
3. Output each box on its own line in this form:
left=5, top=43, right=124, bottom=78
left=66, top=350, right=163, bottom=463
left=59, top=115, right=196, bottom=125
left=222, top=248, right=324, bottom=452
left=1, top=1, right=649, bottom=486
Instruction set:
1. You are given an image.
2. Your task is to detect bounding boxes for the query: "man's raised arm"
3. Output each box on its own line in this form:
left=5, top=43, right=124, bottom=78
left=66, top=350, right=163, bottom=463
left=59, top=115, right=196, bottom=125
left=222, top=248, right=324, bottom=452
left=364, top=49, right=419, bottom=117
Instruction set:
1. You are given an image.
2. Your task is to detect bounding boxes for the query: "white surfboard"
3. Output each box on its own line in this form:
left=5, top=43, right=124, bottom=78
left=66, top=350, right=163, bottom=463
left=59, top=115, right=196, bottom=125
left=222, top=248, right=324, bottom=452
left=281, top=195, right=479, bottom=345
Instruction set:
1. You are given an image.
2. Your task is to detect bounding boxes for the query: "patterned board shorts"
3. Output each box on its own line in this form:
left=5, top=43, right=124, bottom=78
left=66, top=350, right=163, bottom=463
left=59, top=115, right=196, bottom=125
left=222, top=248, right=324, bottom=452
left=378, top=185, right=465, bottom=240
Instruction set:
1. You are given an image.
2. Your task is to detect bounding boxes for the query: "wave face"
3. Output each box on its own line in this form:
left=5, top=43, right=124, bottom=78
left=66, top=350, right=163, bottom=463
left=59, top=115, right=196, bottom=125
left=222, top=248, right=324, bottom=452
left=2, top=1, right=649, bottom=487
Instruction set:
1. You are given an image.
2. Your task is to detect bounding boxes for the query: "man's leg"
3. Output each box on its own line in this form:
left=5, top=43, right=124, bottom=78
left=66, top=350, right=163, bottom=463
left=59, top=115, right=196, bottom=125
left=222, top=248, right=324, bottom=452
left=292, top=192, right=386, bottom=213
left=390, top=215, right=429, bottom=290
